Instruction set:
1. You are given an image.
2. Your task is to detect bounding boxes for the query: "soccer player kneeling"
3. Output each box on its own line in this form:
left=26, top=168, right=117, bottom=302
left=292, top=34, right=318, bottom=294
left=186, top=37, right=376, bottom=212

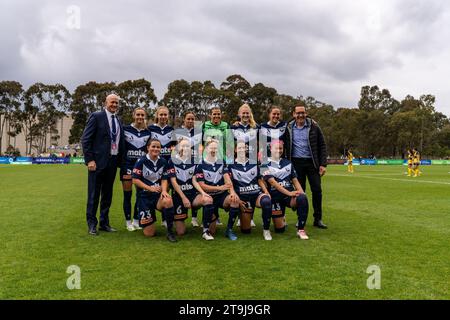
left=132, top=139, right=177, bottom=242
left=167, top=138, right=213, bottom=236
left=262, top=140, right=310, bottom=240
left=228, top=141, right=273, bottom=240
left=192, top=140, right=240, bottom=241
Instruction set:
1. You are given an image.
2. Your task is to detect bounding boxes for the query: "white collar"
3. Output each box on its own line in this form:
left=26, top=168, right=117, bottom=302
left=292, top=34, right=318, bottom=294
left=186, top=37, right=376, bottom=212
left=235, top=158, right=249, bottom=166
left=155, top=123, right=168, bottom=130
left=267, top=121, right=280, bottom=128
left=146, top=154, right=160, bottom=166
left=268, top=157, right=281, bottom=165
left=204, top=158, right=218, bottom=165
left=105, top=108, right=116, bottom=118
left=132, top=123, right=146, bottom=132
left=175, top=154, right=190, bottom=164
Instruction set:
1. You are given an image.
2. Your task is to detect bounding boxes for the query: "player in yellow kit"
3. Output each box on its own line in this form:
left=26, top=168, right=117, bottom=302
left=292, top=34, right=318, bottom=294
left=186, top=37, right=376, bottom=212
left=407, top=149, right=414, bottom=177
left=412, top=148, right=421, bottom=177
left=347, top=149, right=354, bottom=173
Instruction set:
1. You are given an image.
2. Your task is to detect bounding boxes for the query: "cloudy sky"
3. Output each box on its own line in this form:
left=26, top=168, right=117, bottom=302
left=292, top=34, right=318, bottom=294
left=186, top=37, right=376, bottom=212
left=1, top=0, right=450, bottom=116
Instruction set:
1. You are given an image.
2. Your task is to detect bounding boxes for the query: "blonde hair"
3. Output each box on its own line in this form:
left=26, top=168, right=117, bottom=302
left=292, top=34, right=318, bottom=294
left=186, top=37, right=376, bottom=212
left=154, top=105, right=169, bottom=124
left=132, top=107, right=148, bottom=126
left=238, top=104, right=257, bottom=128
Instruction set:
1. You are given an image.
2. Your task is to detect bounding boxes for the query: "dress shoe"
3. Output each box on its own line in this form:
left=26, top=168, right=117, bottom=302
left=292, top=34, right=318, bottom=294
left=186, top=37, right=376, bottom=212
left=99, top=225, right=117, bottom=232
left=166, top=232, right=177, bottom=242
left=88, top=227, right=98, bottom=236
left=313, top=220, right=328, bottom=229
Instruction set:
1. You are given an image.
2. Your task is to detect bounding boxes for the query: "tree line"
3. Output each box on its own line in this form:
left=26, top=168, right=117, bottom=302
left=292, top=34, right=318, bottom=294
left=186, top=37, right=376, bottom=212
left=1, top=75, right=449, bottom=158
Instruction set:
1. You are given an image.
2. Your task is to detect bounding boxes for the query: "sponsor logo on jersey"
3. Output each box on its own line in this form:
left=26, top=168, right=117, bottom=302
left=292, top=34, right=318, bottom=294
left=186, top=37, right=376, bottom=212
left=127, top=150, right=146, bottom=158
left=160, top=146, right=172, bottom=155
left=180, top=183, right=194, bottom=191
left=239, top=183, right=260, bottom=194
left=271, top=180, right=292, bottom=190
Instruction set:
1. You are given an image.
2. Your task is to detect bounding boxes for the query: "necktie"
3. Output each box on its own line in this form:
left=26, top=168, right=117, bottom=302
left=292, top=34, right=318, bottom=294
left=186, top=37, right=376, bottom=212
left=111, top=114, right=117, bottom=142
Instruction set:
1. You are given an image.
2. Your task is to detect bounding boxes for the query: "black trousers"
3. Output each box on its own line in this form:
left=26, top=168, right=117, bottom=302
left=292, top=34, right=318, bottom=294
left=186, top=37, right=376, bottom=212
left=292, top=158, right=323, bottom=221
left=86, top=156, right=118, bottom=229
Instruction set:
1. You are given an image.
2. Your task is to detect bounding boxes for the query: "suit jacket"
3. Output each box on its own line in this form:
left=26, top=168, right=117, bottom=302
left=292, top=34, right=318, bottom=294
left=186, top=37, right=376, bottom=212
left=81, top=110, right=125, bottom=170
left=285, top=117, right=328, bottom=169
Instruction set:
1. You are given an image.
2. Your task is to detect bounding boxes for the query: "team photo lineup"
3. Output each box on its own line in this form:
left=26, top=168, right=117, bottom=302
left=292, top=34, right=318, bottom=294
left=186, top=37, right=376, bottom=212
left=83, top=94, right=328, bottom=243
left=2, top=0, right=450, bottom=305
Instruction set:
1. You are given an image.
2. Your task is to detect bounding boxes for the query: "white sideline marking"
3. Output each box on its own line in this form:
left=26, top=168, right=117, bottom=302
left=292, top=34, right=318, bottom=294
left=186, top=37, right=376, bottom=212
left=329, top=174, right=450, bottom=186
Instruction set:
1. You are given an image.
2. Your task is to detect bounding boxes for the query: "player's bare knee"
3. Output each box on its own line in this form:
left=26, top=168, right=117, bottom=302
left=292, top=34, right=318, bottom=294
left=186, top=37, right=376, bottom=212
left=143, top=227, right=156, bottom=237
left=163, top=198, right=173, bottom=208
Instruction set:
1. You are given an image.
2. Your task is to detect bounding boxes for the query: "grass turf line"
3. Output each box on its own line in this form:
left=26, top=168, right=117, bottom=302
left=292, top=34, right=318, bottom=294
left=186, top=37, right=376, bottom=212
left=0, top=164, right=448, bottom=299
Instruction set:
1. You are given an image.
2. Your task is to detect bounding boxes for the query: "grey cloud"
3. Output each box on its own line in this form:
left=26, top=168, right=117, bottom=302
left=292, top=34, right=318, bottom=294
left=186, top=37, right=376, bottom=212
left=0, top=0, right=449, bottom=115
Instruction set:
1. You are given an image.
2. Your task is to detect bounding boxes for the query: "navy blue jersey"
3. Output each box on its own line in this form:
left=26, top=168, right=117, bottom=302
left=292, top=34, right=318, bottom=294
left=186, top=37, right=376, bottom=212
left=166, top=157, right=197, bottom=196
left=148, top=124, right=175, bottom=160
left=259, top=121, right=288, bottom=160
left=194, top=160, right=228, bottom=196
left=231, top=123, right=259, bottom=155
left=132, top=155, right=169, bottom=196
left=227, top=161, right=261, bottom=196
left=261, top=158, right=297, bottom=198
left=173, top=126, right=203, bottom=160
left=123, top=125, right=151, bottom=168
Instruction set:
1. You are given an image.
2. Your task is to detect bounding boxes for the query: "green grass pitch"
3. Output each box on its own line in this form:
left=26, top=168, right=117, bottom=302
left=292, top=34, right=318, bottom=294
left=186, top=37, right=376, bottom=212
left=0, top=164, right=448, bottom=299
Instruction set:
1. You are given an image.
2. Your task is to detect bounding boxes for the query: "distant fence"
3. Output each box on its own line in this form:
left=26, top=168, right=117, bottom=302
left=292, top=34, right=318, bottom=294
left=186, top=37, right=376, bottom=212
left=339, top=159, right=448, bottom=166
left=0, top=156, right=84, bottom=165
left=1, top=157, right=449, bottom=166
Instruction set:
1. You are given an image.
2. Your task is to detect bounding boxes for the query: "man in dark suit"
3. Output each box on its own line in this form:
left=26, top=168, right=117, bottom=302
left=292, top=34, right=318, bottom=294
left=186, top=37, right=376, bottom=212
left=82, top=94, right=125, bottom=235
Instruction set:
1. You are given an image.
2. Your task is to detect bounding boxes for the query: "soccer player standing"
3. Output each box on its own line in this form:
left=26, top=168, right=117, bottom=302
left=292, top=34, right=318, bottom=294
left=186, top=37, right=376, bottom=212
left=148, top=106, right=176, bottom=228
left=173, top=111, right=204, bottom=227
left=347, top=149, right=354, bottom=173
left=121, top=107, right=151, bottom=231
left=202, top=107, right=233, bottom=226
left=231, top=104, right=260, bottom=228
left=407, top=149, right=414, bottom=176
left=259, top=106, right=289, bottom=160
left=412, top=148, right=421, bottom=177
left=148, top=106, right=175, bottom=162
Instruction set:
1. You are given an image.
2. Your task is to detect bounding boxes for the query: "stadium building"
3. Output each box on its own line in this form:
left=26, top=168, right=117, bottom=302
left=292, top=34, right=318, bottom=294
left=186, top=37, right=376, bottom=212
left=0, top=116, right=74, bottom=156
